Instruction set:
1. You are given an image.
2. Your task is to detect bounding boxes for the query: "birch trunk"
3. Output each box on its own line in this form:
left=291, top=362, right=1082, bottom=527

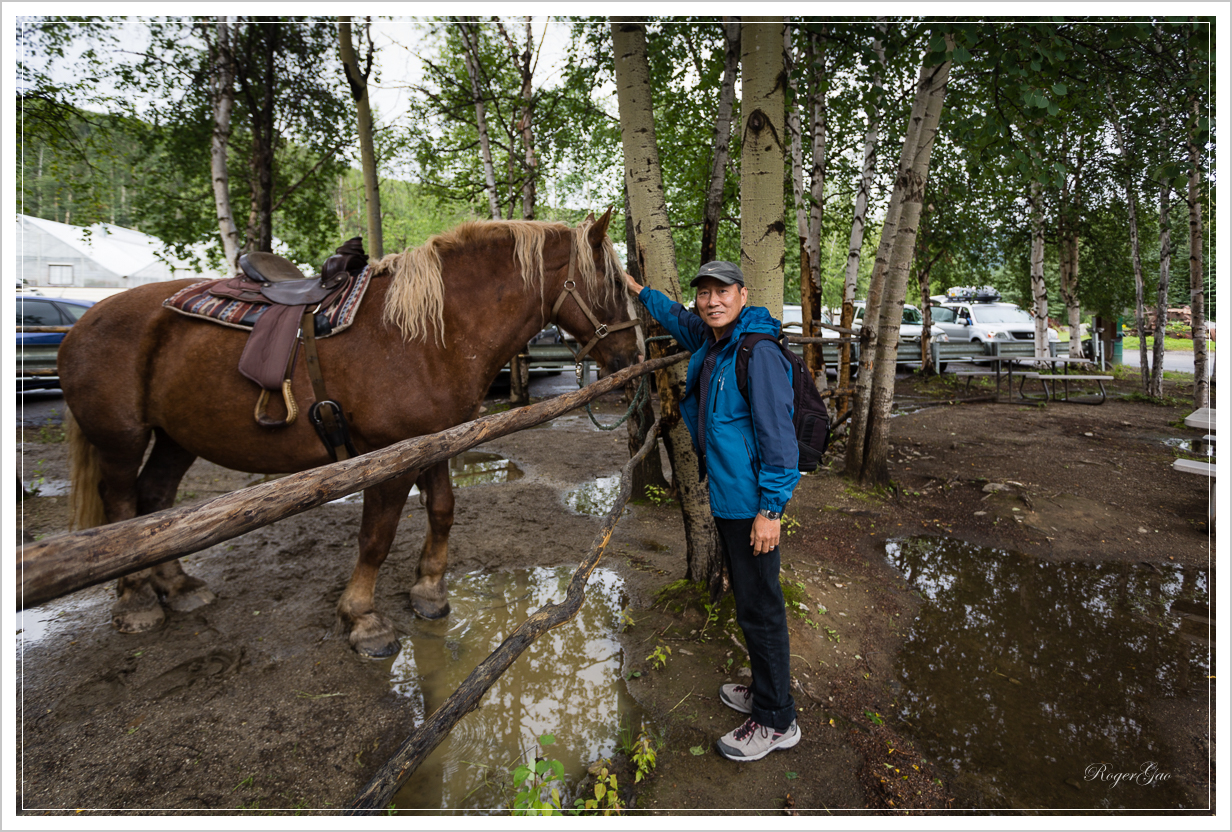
left=1107, top=89, right=1150, bottom=391
left=1186, top=97, right=1209, bottom=409
left=803, top=26, right=827, bottom=375
left=858, top=47, right=952, bottom=486
left=1029, top=182, right=1049, bottom=360
left=785, top=24, right=823, bottom=388
left=339, top=17, right=383, bottom=259
left=845, top=49, right=935, bottom=480
left=740, top=18, right=786, bottom=320
left=700, top=19, right=740, bottom=265
left=839, top=24, right=885, bottom=403
left=209, top=17, right=241, bottom=273
left=496, top=17, right=539, bottom=220
left=612, top=19, right=722, bottom=599
left=1151, top=177, right=1173, bottom=399
left=1065, top=231, right=1082, bottom=358
left=624, top=186, right=672, bottom=499
left=460, top=19, right=500, bottom=220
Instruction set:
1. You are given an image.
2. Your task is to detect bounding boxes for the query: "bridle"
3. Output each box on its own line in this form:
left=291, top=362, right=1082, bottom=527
left=549, top=232, right=639, bottom=384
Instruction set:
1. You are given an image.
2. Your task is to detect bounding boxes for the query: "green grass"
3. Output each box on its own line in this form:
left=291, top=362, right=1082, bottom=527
left=1055, top=334, right=1211, bottom=352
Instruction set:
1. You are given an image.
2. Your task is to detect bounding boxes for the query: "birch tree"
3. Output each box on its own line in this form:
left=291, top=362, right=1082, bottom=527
left=338, top=16, right=383, bottom=259
left=848, top=34, right=953, bottom=485
left=700, top=19, right=740, bottom=265
left=612, top=18, right=723, bottom=599
left=740, top=18, right=786, bottom=319
left=206, top=18, right=241, bottom=274
left=459, top=18, right=501, bottom=220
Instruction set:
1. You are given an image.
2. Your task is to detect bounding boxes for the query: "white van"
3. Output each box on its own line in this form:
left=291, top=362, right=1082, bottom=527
left=929, top=287, right=1058, bottom=346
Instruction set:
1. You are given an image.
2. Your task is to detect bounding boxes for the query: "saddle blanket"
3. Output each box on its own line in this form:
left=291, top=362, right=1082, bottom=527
left=163, top=265, right=372, bottom=338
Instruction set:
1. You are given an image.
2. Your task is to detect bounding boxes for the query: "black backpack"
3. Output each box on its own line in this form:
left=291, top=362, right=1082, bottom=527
left=734, top=332, right=831, bottom=473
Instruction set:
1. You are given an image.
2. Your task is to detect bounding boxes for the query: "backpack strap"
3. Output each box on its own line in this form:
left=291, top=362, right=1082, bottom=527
left=734, top=332, right=784, bottom=401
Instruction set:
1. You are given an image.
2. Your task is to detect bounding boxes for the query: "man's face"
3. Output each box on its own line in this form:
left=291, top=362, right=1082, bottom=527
left=695, top=277, right=747, bottom=337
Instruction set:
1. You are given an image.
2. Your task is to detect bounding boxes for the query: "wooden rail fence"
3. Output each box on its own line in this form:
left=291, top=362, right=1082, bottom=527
left=18, top=353, right=687, bottom=611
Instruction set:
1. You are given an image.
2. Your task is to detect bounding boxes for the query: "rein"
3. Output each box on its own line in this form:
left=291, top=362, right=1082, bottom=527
left=549, top=233, right=639, bottom=386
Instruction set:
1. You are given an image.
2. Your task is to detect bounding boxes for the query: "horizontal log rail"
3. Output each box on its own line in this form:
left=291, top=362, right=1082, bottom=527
left=17, top=326, right=73, bottom=333
left=787, top=335, right=856, bottom=344
left=17, top=352, right=687, bottom=611
left=345, top=422, right=661, bottom=812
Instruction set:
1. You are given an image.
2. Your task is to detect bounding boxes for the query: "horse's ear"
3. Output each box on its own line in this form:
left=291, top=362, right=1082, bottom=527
left=588, top=206, right=614, bottom=247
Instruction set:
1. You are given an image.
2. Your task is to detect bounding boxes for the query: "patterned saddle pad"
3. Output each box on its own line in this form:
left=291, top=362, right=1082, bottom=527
left=163, top=265, right=372, bottom=338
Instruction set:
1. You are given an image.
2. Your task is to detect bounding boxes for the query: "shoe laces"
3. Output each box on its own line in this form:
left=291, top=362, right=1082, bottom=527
left=733, top=717, right=765, bottom=742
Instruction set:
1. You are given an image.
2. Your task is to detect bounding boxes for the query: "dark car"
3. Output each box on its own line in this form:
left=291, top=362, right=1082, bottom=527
left=17, top=294, right=95, bottom=391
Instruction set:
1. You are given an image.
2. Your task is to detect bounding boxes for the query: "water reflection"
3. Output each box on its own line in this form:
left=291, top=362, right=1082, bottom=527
left=564, top=476, right=625, bottom=516
left=886, top=537, right=1209, bottom=811
left=332, top=452, right=523, bottom=504
left=1162, top=437, right=1215, bottom=458
left=389, top=566, right=637, bottom=813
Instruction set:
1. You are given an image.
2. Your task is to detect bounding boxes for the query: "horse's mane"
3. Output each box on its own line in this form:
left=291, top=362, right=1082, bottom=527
left=372, top=218, right=625, bottom=345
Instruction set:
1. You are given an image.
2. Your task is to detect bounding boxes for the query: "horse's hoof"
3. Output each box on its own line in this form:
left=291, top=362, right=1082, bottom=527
left=112, top=607, right=165, bottom=634
left=166, top=586, right=217, bottom=613
left=410, top=596, right=451, bottom=620
left=347, top=612, right=400, bottom=658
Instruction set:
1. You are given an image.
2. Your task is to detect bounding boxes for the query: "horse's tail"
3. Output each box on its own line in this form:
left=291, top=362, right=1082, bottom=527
left=66, top=409, right=107, bottom=530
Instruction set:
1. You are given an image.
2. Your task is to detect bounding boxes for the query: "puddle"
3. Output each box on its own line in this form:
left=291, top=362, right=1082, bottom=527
left=886, top=537, right=1209, bottom=810
left=1162, top=437, right=1214, bottom=457
left=331, top=452, right=523, bottom=504
left=20, top=478, right=70, bottom=497
left=891, top=400, right=938, bottom=418
left=563, top=475, right=626, bottom=516
left=387, top=565, right=640, bottom=813
left=16, top=588, right=108, bottom=659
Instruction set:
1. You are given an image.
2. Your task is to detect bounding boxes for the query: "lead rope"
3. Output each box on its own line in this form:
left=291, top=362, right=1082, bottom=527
left=580, top=333, right=675, bottom=431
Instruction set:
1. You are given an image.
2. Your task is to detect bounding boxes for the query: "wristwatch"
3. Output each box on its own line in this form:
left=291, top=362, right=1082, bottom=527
left=758, top=509, right=781, bottom=520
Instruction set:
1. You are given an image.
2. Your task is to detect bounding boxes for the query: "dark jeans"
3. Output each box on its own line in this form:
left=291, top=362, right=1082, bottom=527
left=715, top=516, right=796, bottom=731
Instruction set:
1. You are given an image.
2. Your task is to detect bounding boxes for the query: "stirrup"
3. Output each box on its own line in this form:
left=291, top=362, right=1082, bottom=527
left=255, top=380, right=298, bottom=427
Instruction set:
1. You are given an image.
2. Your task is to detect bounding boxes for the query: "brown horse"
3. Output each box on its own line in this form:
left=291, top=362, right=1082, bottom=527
left=59, top=211, right=638, bottom=657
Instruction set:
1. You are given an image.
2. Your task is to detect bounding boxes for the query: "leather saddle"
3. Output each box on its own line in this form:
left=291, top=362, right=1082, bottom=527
left=238, top=250, right=353, bottom=305
left=212, top=238, right=368, bottom=461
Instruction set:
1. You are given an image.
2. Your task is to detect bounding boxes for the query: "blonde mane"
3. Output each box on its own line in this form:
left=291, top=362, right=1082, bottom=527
left=373, top=218, right=624, bottom=345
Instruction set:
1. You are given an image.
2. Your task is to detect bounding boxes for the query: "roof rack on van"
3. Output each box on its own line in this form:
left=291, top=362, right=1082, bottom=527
left=944, top=286, right=1001, bottom=303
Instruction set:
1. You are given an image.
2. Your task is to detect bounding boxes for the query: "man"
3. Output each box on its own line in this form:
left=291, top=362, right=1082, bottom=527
left=625, top=260, right=801, bottom=762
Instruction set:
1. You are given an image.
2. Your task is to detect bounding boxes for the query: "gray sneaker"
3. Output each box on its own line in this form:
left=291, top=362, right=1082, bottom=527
left=719, top=683, right=753, bottom=714
left=716, top=717, right=801, bottom=762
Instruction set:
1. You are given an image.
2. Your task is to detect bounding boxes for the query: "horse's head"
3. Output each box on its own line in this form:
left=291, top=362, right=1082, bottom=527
left=551, top=208, right=641, bottom=378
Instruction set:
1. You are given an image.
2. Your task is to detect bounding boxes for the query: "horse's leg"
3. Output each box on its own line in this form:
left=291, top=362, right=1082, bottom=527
left=409, top=459, right=454, bottom=620
left=97, top=433, right=161, bottom=634
left=138, top=431, right=216, bottom=613
left=337, top=470, right=417, bottom=657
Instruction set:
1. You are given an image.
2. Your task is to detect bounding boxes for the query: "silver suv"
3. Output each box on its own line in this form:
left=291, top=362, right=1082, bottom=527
left=929, top=287, right=1057, bottom=346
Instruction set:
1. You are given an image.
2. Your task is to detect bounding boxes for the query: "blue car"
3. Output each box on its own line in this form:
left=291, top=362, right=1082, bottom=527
left=17, top=294, right=95, bottom=391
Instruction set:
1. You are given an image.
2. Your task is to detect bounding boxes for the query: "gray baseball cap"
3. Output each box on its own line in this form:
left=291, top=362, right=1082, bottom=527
left=690, top=261, right=745, bottom=288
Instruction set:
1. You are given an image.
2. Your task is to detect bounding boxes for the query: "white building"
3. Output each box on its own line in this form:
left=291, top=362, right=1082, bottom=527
left=18, top=214, right=229, bottom=300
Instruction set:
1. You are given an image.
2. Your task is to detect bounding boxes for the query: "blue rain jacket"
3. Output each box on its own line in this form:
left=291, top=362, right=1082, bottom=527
left=638, top=287, right=800, bottom=519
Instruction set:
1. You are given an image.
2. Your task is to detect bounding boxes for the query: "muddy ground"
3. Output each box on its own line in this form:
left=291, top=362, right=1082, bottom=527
left=15, top=369, right=1216, bottom=815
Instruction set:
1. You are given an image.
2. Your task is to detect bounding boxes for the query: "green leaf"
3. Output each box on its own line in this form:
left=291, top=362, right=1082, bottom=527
left=1052, top=83, right=1068, bottom=96
left=595, top=783, right=607, bottom=800
left=951, top=45, right=972, bottom=63
left=689, top=745, right=706, bottom=756
left=1173, top=175, right=1190, bottom=191
left=786, top=771, right=799, bottom=780
left=540, top=733, right=556, bottom=746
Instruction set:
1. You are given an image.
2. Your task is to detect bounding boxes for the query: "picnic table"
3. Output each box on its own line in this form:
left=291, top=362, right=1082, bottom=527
left=1026, top=356, right=1114, bottom=405
left=951, top=355, right=1030, bottom=402
left=1172, top=407, right=1215, bottom=527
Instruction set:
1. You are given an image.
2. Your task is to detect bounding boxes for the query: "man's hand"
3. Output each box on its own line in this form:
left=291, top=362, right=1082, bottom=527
left=750, top=514, right=781, bottom=556
left=624, top=271, right=644, bottom=296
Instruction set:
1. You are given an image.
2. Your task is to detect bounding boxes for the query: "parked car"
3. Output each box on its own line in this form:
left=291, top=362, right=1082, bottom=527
left=850, top=301, right=948, bottom=345
left=928, top=286, right=1058, bottom=347
left=17, top=294, right=95, bottom=391
left=780, top=304, right=841, bottom=339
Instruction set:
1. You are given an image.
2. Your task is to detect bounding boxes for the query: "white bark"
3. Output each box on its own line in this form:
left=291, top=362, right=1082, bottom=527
left=1187, top=95, right=1208, bottom=409
left=839, top=22, right=885, bottom=396
left=209, top=18, right=241, bottom=272
left=460, top=19, right=500, bottom=220
left=1151, top=174, right=1173, bottom=399
left=1029, top=182, right=1049, bottom=359
left=740, top=18, right=786, bottom=320
left=700, top=18, right=739, bottom=265
left=612, top=18, right=722, bottom=598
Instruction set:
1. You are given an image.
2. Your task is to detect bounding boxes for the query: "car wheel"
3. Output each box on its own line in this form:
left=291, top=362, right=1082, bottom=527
left=937, top=362, right=948, bottom=374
